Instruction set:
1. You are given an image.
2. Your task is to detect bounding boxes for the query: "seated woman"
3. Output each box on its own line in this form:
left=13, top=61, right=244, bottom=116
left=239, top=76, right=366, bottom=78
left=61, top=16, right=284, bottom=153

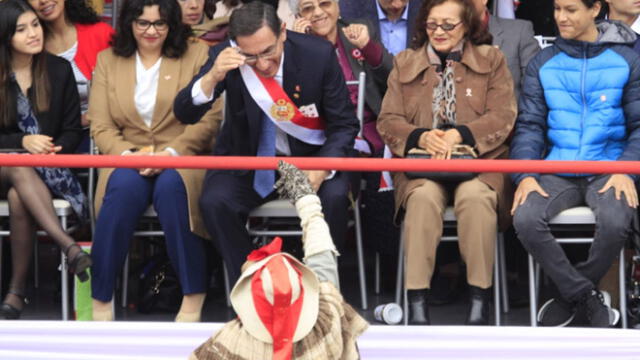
left=190, top=161, right=368, bottom=360
left=88, top=0, right=223, bottom=322
left=377, top=0, right=516, bottom=325
left=290, top=0, right=392, bottom=157
left=28, top=0, right=113, bottom=130
left=0, top=0, right=91, bottom=319
left=511, top=0, right=640, bottom=328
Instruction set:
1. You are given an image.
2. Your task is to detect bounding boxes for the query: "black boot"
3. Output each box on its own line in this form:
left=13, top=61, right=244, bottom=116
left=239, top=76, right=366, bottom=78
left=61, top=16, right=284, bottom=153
left=466, top=285, right=490, bottom=325
left=408, top=289, right=430, bottom=325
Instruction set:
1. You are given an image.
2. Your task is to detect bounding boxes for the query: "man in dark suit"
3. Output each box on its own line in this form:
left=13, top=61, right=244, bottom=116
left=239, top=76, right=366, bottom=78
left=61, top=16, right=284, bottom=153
left=339, top=0, right=422, bottom=55
left=473, top=0, right=539, bottom=99
left=174, top=1, right=359, bottom=283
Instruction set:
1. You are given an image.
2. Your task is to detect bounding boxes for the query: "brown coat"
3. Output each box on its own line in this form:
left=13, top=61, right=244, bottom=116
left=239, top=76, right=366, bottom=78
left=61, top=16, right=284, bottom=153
left=377, top=41, right=516, bottom=230
left=88, top=41, right=223, bottom=239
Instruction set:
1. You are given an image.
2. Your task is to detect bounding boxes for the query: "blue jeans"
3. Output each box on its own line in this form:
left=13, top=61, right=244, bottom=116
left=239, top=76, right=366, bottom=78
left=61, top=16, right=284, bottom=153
left=513, top=174, right=634, bottom=302
left=91, top=169, right=207, bottom=302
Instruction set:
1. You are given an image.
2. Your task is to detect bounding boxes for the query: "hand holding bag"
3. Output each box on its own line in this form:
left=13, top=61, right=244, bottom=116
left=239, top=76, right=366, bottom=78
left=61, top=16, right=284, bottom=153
left=405, top=144, right=478, bottom=183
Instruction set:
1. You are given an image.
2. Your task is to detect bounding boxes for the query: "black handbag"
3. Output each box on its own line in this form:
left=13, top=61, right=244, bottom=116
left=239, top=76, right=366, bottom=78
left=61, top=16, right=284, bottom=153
left=137, top=256, right=182, bottom=314
left=405, top=145, right=478, bottom=183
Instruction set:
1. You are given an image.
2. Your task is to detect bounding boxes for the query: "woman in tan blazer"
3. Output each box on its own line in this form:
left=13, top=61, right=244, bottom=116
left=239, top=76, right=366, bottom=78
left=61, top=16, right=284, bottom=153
left=87, top=0, right=222, bottom=322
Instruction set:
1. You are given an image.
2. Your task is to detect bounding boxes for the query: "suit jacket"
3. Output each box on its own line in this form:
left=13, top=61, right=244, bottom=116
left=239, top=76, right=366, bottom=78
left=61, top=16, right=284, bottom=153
left=88, top=41, right=223, bottom=239
left=339, top=0, right=422, bottom=49
left=174, top=31, right=360, bottom=176
left=337, top=18, right=393, bottom=116
left=489, top=15, right=540, bottom=99
left=0, top=54, right=81, bottom=152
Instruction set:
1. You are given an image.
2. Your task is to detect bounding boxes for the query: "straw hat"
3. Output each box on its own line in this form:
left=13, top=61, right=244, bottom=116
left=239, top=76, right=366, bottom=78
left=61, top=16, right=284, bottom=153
left=230, top=238, right=320, bottom=345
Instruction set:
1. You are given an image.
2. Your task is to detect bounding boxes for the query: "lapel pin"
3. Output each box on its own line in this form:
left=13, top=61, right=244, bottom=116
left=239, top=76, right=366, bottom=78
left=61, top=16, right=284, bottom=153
left=466, top=88, right=473, bottom=97
left=600, top=94, right=607, bottom=102
left=295, top=85, right=301, bottom=92
left=164, top=75, right=171, bottom=80
left=293, top=93, right=300, bottom=99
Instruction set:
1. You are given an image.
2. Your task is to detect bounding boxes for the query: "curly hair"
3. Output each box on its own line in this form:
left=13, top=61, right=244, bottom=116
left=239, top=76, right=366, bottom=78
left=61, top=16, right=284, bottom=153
left=65, top=0, right=101, bottom=24
left=111, top=0, right=192, bottom=58
left=411, top=0, right=492, bottom=50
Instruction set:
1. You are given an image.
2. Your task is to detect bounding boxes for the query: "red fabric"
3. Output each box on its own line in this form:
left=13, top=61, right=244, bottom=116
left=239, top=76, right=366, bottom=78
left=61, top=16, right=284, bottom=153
left=251, top=256, right=305, bottom=360
left=74, top=22, right=114, bottom=80
left=247, top=237, right=283, bottom=262
left=255, top=72, right=325, bottom=130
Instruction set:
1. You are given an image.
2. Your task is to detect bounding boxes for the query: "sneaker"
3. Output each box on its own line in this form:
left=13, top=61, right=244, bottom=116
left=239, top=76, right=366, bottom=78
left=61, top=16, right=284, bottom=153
left=537, top=298, right=576, bottom=327
left=578, top=289, right=620, bottom=328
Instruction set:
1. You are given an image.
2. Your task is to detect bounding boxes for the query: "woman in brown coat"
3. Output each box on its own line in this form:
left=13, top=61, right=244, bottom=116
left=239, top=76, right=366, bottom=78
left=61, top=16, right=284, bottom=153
left=87, top=0, right=222, bottom=322
left=377, top=0, right=516, bottom=325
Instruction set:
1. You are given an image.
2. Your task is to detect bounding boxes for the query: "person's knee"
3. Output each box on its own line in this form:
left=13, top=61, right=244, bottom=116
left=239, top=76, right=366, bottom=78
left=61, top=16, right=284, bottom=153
left=596, top=206, right=634, bottom=243
left=199, top=184, right=234, bottom=215
left=512, top=203, right=544, bottom=244
left=105, top=169, right=147, bottom=196
left=454, top=182, right=496, bottom=212
left=153, top=170, right=185, bottom=203
left=406, top=184, right=443, bottom=212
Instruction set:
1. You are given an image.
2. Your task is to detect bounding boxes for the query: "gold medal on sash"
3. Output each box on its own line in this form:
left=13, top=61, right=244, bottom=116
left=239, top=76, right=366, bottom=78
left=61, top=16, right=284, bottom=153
left=270, top=99, right=295, bottom=122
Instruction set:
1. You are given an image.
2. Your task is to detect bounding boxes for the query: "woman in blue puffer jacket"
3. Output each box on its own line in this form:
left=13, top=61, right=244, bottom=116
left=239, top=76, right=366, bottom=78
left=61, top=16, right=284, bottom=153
left=510, top=0, right=640, bottom=329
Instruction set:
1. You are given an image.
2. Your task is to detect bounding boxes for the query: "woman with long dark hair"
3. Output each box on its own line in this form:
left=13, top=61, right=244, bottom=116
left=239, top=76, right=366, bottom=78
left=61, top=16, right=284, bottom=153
left=28, top=0, right=113, bottom=128
left=88, top=0, right=222, bottom=322
left=0, top=0, right=91, bottom=320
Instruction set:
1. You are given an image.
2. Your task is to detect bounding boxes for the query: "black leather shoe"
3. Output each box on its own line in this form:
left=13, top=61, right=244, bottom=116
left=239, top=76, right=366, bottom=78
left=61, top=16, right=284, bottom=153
left=0, top=290, right=28, bottom=320
left=408, top=289, right=430, bottom=325
left=466, top=285, right=490, bottom=325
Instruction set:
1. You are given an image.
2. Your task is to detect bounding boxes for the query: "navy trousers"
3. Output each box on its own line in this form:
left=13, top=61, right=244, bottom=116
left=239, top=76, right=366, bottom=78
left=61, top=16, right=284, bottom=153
left=199, top=170, right=353, bottom=284
left=91, top=169, right=207, bottom=302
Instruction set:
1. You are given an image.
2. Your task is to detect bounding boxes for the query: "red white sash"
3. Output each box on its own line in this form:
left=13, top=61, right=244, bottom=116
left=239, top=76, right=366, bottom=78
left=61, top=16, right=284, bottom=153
left=379, top=146, right=394, bottom=192
left=238, top=64, right=326, bottom=145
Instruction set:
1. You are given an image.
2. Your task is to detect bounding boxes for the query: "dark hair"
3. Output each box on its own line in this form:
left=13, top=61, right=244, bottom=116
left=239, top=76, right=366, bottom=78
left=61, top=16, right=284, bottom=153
left=111, top=0, right=192, bottom=58
left=64, top=0, right=101, bottom=24
left=228, top=1, right=281, bottom=40
left=411, top=0, right=492, bottom=50
left=580, top=0, right=602, bottom=8
left=0, top=0, right=50, bottom=128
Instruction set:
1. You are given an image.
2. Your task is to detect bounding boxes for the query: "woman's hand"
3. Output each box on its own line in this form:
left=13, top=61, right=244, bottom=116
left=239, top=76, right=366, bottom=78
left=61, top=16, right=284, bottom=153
left=598, top=174, right=638, bottom=208
left=303, top=170, right=330, bottom=192
left=138, top=150, right=172, bottom=177
left=342, top=24, right=370, bottom=49
left=511, top=176, right=549, bottom=215
left=292, top=17, right=313, bottom=34
left=418, top=129, right=462, bottom=159
left=22, top=135, right=62, bottom=154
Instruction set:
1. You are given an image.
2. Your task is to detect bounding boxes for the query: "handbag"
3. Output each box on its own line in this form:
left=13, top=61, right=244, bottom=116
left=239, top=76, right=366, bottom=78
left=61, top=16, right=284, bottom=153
left=137, top=256, right=182, bottom=314
left=405, top=144, right=478, bottom=183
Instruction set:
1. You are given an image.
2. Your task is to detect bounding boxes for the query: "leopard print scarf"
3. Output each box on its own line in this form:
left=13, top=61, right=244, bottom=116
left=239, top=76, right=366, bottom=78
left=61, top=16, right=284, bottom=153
left=428, top=42, right=463, bottom=130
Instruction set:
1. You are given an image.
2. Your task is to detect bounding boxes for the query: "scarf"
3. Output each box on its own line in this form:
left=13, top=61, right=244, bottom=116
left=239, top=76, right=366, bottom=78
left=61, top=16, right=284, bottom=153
left=428, top=42, right=463, bottom=130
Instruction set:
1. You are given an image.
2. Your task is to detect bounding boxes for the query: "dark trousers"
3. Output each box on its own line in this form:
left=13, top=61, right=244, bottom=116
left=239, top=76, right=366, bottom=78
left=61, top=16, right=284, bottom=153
left=91, top=169, right=208, bottom=302
left=513, top=174, right=634, bottom=302
left=199, top=170, right=352, bottom=283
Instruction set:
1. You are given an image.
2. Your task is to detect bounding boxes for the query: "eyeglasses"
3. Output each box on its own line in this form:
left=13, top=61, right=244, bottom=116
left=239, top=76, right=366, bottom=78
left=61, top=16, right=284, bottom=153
left=425, top=21, right=462, bottom=32
left=298, top=0, right=335, bottom=18
left=237, top=42, right=279, bottom=65
left=134, top=19, right=169, bottom=32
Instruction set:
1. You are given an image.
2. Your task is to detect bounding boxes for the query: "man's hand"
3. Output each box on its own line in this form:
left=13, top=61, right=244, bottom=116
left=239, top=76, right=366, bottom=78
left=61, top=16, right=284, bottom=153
left=22, top=135, right=61, bottom=154
left=303, top=170, right=330, bottom=192
left=292, top=17, right=313, bottom=34
left=511, top=176, right=549, bottom=215
left=200, top=47, right=246, bottom=98
left=599, top=174, right=638, bottom=208
left=342, top=24, right=370, bottom=49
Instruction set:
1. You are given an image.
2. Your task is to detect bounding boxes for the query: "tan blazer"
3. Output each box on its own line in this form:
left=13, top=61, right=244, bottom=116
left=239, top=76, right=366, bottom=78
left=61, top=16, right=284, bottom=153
left=377, top=42, right=517, bottom=230
left=88, top=40, right=222, bottom=239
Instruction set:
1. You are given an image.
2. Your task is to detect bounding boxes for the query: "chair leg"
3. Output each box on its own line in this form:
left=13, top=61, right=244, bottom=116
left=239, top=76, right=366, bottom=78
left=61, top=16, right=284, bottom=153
left=375, top=252, right=380, bottom=295
left=395, top=227, right=404, bottom=305
left=493, top=239, right=501, bottom=326
left=619, top=248, right=627, bottom=329
left=353, top=200, right=367, bottom=310
left=223, top=262, right=231, bottom=308
left=122, top=255, right=129, bottom=308
left=498, top=234, right=509, bottom=313
left=61, top=215, right=69, bottom=321
left=528, top=254, right=537, bottom=327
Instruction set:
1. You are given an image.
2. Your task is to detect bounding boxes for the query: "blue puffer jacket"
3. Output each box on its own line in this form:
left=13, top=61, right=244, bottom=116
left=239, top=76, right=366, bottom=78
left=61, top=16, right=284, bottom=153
left=511, top=21, right=640, bottom=184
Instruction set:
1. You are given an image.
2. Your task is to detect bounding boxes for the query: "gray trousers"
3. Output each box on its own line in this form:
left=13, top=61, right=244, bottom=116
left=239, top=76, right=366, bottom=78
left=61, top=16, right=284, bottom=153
left=513, top=174, right=634, bottom=302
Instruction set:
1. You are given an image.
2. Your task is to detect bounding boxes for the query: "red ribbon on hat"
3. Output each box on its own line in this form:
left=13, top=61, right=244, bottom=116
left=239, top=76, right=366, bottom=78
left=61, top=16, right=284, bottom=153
left=251, top=254, right=305, bottom=360
left=247, top=237, right=283, bottom=262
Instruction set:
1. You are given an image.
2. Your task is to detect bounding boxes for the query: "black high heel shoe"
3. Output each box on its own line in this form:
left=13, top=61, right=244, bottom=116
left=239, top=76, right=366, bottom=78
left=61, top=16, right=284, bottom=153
left=64, top=243, right=92, bottom=282
left=0, top=289, right=28, bottom=320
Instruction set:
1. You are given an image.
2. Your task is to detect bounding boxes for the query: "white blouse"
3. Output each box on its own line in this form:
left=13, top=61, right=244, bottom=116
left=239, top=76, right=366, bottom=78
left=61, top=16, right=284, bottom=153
left=134, top=52, right=162, bottom=128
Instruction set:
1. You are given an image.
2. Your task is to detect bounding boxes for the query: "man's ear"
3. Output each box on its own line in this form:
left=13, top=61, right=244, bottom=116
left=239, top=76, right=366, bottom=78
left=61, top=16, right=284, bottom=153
left=280, top=22, right=287, bottom=42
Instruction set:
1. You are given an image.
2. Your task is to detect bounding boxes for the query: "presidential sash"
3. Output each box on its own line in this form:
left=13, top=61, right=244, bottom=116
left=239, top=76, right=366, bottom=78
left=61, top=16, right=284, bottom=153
left=238, top=64, right=327, bottom=145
